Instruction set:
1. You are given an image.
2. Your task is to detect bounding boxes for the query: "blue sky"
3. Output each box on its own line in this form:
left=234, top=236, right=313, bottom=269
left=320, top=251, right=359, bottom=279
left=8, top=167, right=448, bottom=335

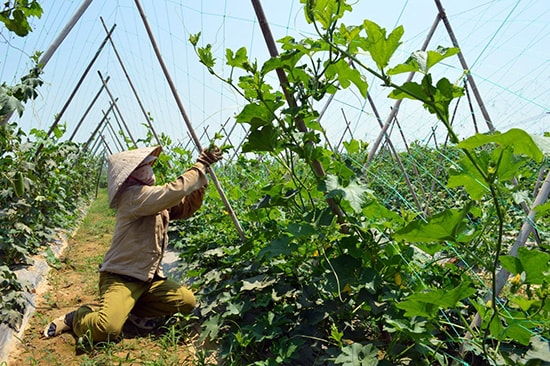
left=1, top=0, right=548, bottom=153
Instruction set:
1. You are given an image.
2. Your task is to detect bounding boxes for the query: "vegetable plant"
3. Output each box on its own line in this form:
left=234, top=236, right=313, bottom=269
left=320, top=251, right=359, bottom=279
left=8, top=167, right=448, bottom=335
left=180, top=0, right=549, bottom=364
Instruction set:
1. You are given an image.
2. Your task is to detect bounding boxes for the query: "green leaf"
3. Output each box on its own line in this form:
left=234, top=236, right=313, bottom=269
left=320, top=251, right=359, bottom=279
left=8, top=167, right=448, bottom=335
left=503, top=323, right=532, bottom=346
left=390, top=75, right=462, bottom=121
left=343, top=139, right=360, bottom=154
left=258, top=236, right=294, bottom=259
left=241, top=275, right=276, bottom=291
left=361, top=20, right=403, bottom=71
left=235, top=101, right=281, bottom=129
left=241, top=125, right=281, bottom=153
left=383, top=317, right=428, bottom=336
left=326, top=59, right=368, bottom=97
left=393, top=204, right=472, bottom=245
left=396, top=280, right=476, bottom=318
left=189, top=32, right=201, bottom=46
left=447, top=154, right=490, bottom=200
left=334, top=343, right=379, bottom=366
left=287, top=222, right=317, bottom=238
left=516, top=247, right=550, bottom=285
left=301, top=0, right=352, bottom=29
left=201, top=314, right=221, bottom=340
left=361, top=198, right=404, bottom=230
left=500, top=248, right=550, bottom=285
left=0, top=89, right=24, bottom=117
left=197, top=44, right=216, bottom=69
left=388, top=46, right=459, bottom=75
left=535, top=201, right=550, bottom=215
left=324, top=175, right=370, bottom=213
left=457, top=129, right=544, bottom=163
left=223, top=301, right=244, bottom=316
left=500, top=255, right=522, bottom=274
left=226, top=47, right=248, bottom=68
left=328, top=254, right=362, bottom=291
left=492, top=146, right=524, bottom=182
left=388, top=81, right=428, bottom=102
left=509, top=295, right=538, bottom=312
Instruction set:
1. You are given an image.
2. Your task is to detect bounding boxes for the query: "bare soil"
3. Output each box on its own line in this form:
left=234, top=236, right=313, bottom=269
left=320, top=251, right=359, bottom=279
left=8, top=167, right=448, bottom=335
left=8, top=190, right=214, bottom=365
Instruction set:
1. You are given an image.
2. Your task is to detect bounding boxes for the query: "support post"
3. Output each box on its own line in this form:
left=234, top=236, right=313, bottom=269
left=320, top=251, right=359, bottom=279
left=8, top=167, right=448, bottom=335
left=366, top=94, right=427, bottom=215
left=434, top=0, right=495, bottom=132
left=97, top=71, right=137, bottom=147
left=39, top=0, right=93, bottom=67
left=99, top=17, right=162, bottom=146
left=68, top=76, right=110, bottom=141
left=461, top=169, right=550, bottom=355
left=84, top=100, right=117, bottom=151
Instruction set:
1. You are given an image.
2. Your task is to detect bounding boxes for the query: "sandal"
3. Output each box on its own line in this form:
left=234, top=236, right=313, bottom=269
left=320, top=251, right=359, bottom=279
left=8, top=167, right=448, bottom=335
left=43, top=311, right=75, bottom=338
left=127, top=314, right=158, bottom=330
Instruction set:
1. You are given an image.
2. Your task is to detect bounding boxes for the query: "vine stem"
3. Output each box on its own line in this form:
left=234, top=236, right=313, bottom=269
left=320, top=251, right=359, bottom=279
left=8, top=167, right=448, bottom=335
left=250, top=0, right=349, bottom=230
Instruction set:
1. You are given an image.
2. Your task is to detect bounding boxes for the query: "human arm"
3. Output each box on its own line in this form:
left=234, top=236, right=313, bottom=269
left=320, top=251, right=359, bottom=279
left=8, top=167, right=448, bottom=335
left=169, top=184, right=206, bottom=220
left=121, top=147, right=223, bottom=218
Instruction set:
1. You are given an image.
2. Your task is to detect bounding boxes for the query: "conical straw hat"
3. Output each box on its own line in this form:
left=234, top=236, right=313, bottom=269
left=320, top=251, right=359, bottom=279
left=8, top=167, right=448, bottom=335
left=107, top=146, right=162, bottom=208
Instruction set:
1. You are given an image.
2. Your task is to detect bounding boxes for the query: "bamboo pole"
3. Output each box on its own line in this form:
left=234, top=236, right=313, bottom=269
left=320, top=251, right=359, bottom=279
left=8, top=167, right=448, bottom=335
left=90, top=137, right=102, bottom=158
left=99, top=134, right=113, bottom=156
left=366, top=95, right=427, bottom=215
left=434, top=1, right=541, bottom=243
left=97, top=71, right=137, bottom=147
left=94, top=152, right=105, bottom=199
left=104, top=117, right=125, bottom=152
left=134, top=0, right=245, bottom=241
left=38, top=0, right=93, bottom=68
left=438, top=0, right=541, bottom=242
left=335, top=110, right=352, bottom=152
left=99, top=17, right=161, bottom=146
left=84, top=100, right=117, bottom=151
left=68, top=76, right=110, bottom=141
left=434, top=0, right=495, bottom=132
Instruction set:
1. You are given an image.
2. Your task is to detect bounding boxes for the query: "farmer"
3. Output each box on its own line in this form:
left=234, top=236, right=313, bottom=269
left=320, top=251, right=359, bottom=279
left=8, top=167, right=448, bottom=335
left=43, top=145, right=222, bottom=341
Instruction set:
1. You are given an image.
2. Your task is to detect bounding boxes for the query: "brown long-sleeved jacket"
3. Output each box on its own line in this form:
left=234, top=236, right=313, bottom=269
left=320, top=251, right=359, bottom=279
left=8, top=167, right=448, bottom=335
left=100, top=164, right=208, bottom=282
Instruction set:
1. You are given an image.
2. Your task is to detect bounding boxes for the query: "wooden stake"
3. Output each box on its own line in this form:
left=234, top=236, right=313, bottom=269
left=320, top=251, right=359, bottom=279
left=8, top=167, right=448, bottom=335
left=97, top=70, right=137, bottom=147
left=68, top=76, right=110, bottom=141
left=100, top=17, right=162, bottom=146
left=84, top=100, right=117, bottom=151
left=434, top=0, right=495, bottom=132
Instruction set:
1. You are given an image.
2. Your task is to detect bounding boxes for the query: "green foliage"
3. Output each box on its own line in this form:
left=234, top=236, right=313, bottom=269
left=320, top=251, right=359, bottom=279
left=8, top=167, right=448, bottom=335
left=0, top=265, right=28, bottom=330
left=388, top=46, right=460, bottom=75
left=0, top=0, right=43, bottom=37
left=184, top=0, right=550, bottom=364
left=0, top=121, right=99, bottom=330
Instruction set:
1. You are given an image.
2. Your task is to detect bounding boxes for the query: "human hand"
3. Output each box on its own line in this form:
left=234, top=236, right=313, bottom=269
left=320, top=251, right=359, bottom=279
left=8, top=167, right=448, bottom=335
left=197, top=146, right=223, bottom=167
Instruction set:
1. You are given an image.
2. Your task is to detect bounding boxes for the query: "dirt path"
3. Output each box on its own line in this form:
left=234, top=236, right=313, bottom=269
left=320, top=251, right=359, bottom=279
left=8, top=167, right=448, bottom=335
left=8, top=190, right=211, bottom=366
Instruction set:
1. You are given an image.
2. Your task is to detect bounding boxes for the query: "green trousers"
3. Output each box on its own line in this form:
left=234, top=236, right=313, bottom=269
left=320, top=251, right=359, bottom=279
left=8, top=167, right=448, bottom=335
left=72, top=272, right=196, bottom=341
